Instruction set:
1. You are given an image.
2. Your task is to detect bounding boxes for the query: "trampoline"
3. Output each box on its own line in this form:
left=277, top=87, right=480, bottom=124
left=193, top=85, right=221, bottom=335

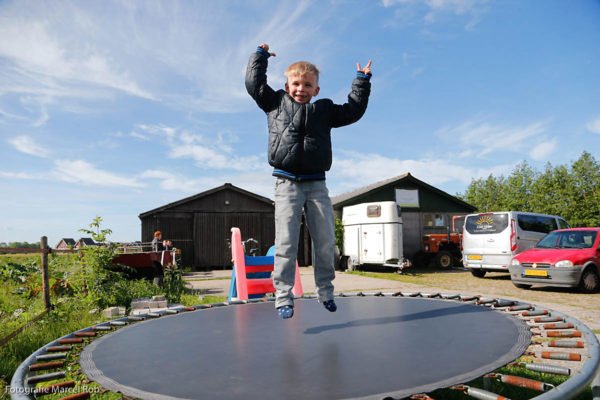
left=79, top=296, right=529, bottom=400
left=11, top=293, right=600, bottom=400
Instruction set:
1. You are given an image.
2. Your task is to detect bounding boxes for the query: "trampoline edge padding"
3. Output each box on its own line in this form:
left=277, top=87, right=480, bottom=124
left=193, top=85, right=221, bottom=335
left=79, top=297, right=532, bottom=400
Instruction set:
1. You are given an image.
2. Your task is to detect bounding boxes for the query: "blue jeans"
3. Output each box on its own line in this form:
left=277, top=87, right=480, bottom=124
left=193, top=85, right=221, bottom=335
left=273, top=178, right=336, bottom=308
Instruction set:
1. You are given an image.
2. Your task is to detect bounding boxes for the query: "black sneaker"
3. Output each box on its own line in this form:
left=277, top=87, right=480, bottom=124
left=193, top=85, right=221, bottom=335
left=322, top=300, right=337, bottom=312
left=277, top=305, right=294, bottom=319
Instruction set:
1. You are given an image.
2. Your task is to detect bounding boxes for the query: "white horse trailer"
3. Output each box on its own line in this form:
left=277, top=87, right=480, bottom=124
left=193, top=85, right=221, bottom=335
left=341, top=201, right=410, bottom=272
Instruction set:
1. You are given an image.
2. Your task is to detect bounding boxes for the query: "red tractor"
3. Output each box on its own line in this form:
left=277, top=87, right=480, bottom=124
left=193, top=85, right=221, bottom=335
left=414, top=215, right=465, bottom=269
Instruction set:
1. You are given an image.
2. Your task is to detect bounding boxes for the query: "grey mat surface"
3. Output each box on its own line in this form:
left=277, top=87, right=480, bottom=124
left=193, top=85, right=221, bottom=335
left=81, top=297, right=531, bottom=400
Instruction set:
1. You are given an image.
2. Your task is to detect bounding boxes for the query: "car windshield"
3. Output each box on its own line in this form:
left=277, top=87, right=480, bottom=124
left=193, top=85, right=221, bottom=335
left=536, top=230, right=598, bottom=249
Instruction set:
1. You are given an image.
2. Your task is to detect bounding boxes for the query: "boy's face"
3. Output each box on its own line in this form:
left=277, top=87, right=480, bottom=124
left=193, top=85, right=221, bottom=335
left=285, top=72, right=320, bottom=104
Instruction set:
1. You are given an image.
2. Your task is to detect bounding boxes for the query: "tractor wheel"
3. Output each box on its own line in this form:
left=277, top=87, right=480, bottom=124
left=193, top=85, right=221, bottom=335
left=435, top=251, right=453, bottom=269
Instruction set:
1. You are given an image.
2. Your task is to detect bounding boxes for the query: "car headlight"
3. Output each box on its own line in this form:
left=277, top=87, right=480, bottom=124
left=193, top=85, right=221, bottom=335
left=555, top=260, right=574, bottom=268
left=511, top=259, right=521, bottom=266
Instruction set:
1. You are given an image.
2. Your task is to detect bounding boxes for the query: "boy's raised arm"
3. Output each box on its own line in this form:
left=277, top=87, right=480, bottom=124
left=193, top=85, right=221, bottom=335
left=245, top=43, right=278, bottom=112
left=330, top=59, right=373, bottom=128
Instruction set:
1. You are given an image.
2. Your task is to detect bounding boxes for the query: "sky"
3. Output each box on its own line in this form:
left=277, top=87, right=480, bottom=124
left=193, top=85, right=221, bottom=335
left=1, top=0, right=600, bottom=245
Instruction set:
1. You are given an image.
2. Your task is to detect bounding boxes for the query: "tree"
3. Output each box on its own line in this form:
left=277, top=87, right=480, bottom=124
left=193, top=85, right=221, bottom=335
left=460, top=152, right=600, bottom=227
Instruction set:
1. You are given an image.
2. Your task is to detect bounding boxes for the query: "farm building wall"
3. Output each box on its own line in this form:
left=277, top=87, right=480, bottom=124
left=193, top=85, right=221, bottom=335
left=140, top=184, right=311, bottom=269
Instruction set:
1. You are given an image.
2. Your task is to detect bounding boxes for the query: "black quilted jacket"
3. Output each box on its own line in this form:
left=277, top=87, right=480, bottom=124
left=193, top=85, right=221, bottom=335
left=245, top=50, right=371, bottom=174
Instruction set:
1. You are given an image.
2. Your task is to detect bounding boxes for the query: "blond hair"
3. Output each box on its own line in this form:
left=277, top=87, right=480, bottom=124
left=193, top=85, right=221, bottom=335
left=285, top=61, right=320, bottom=83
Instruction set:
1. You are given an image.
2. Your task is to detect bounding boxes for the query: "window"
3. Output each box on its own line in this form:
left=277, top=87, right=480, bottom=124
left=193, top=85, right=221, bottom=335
left=558, top=218, right=570, bottom=229
left=517, top=214, right=557, bottom=234
left=367, top=205, right=381, bottom=218
left=424, top=213, right=445, bottom=227
left=465, top=213, right=509, bottom=234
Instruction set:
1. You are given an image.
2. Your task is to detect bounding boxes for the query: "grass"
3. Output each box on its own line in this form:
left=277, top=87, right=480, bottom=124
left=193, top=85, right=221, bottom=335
left=0, top=253, right=227, bottom=399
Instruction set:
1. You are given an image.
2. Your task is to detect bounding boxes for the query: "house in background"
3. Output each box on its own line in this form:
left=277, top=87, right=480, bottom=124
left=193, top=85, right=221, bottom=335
left=331, top=173, right=476, bottom=262
left=75, top=238, right=96, bottom=249
left=55, top=238, right=76, bottom=250
left=139, top=183, right=281, bottom=269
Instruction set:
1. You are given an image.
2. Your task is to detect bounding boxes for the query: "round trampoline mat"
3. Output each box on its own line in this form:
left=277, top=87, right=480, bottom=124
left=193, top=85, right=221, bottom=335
left=81, top=297, right=531, bottom=400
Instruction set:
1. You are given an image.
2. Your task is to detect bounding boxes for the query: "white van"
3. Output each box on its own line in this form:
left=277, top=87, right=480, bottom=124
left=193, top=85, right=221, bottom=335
left=462, top=211, right=569, bottom=277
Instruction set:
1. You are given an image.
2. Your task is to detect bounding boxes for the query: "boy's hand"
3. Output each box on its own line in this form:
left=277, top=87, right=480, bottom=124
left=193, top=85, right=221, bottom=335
left=357, top=60, right=372, bottom=75
left=259, top=43, right=276, bottom=57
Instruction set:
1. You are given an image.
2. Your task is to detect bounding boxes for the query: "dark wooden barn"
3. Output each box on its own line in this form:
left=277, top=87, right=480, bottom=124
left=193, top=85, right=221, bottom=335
left=139, top=183, right=276, bottom=269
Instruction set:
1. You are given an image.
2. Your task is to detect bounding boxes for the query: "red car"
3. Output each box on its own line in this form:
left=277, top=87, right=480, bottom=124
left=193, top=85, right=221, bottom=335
left=509, top=227, right=600, bottom=293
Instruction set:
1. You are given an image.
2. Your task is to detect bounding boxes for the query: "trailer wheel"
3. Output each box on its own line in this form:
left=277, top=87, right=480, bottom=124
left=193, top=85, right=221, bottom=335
left=339, top=256, right=354, bottom=272
left=470, top=269, right=486, bottom=278
left=435, top=251, right=453, bottom=269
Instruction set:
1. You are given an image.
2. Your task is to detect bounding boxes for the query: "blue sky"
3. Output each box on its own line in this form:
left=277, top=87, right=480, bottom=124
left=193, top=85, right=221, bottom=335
left=1, top=0, right=600, bottom=245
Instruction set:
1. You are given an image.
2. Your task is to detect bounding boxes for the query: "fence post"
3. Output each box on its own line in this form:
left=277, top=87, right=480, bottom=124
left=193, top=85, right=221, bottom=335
left=40, top=236, right=51, bottom=310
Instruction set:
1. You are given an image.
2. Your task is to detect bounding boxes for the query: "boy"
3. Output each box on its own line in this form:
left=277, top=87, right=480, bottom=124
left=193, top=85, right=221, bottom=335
left=245, top=43, right=372, bottom=319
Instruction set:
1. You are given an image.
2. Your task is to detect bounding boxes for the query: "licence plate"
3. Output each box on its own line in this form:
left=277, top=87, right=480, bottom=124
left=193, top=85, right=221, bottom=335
left=467, top=254, right=483, bottom=260
left=524, top=269, right=548, bottom=277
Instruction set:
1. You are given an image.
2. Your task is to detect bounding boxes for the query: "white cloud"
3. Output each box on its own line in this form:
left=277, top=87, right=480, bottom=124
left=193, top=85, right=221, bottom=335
left=437, top=119, right=547, bottom=159
left=381, top=0, right=489, bottom=30
left=330, top=150, right=512, bottom=195
left=8, top=135, right=50, bottom=157
left=530, top=138, right=557, bottom=161
left=53, top=159, right=145, bottom=188
left=133, top=124, right=264, bottom=171
left=0, top=171, right=37, bottom=179
left=586, top=116, right=600, bottom=134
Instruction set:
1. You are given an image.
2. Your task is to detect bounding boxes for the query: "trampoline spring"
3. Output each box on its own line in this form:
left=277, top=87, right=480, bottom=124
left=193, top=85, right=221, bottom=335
left=477, top=298, right=495, bottom=305
left=521, top=310, right=549, bottom=317
left=492, top=300, right=516, bottom=308
left=422, top=293, right=441, bottom=298
left=442, top=293, right=461, bottom=299
left=486, top=373, right=555, bottom=392
left=542, top=322, right=574, bottom=330
left=404, top=292, right=421, bottom=297
left=46, top=345, right=72, bottom=352
left=92, top=325, right=112, bottom=331
left=147, top=312, right=161, bottom=318
left=545, top=330, right=582, bottom=338
left=357, top=292, right=366, bottom=296
left=460, top=295, right=479, bottom=302
left=516, top=362, right=571, bottom=376
left=374, top=292, right=384, bottom=296
left=128, top=315, right=146, bottom=321
left=74, top=331, right=97, bottom=337
left=508, top=304, right=533, bottom=312
left=548, top=340, right=585, bottom=348
left=29, top=360, right=65, bottom=371
left=451, top=384, right=510, bottom=400
left=533, top=316, right=564, bottom=323
left=164, top=309, right=179, bottom=314
left=410, top=394, right=435, bottom=400
left=182, top=306, right=197, bottom=311
left=59, top=338, right=84, bottom=345
left=36, top=353, right=67, bottom=361
left=392, top=291, right=404, bottom=297
left=34, top=380, right=76, bottom=395
left=228, top=300, right=246, bottom=305
left=25, top=371, right=66, bottom=385
left=109, top=320, right=128, bottom=326
left=541, top=351, right=582, bottom=361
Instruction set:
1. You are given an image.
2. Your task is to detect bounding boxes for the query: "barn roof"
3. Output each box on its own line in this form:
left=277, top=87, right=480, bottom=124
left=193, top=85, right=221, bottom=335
left=331, top=172, right=476, bottom=210
left=139, top=183, right=273, bottom=218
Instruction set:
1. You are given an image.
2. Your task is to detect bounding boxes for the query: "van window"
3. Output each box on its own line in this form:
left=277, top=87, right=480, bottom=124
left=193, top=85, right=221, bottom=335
left=558, top=218, right=570, bottom=229
left=517, top=214, right=557, bottom=234
left=464, top=213, right=508, bottom=234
